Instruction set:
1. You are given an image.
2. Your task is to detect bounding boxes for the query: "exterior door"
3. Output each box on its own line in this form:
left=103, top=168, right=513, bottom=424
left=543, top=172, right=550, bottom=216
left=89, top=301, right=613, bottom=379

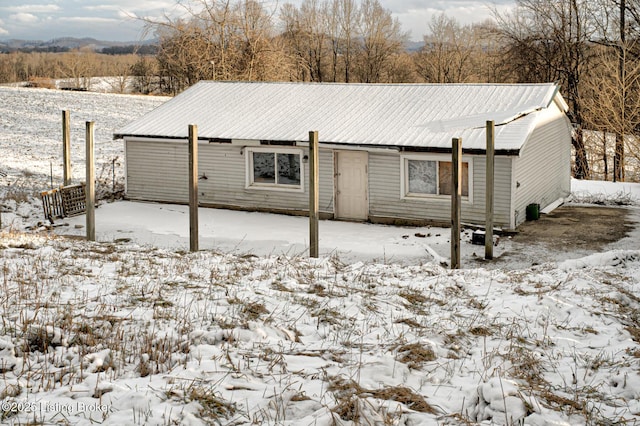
left=335, top=151, right=368, bottom=220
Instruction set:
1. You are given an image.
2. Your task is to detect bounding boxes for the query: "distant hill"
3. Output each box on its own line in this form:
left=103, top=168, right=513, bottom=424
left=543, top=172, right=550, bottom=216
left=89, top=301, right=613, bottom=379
left=2, top=36, right=419, bottom=54
left=405, top=41, right=424, bottom=52
left=0, top=37, right=158, bottom=53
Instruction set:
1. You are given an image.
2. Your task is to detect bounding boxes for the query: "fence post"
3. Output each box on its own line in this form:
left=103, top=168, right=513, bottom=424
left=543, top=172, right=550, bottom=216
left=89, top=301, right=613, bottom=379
left=86, top=121, right=95, bottom=241
left=451, top=137, right=462, bottom=269
left=485, top=121, right=495, bottom=260
left=63, top=110, right=71, bottom=186
left=189, top=124, right=199, bottom=252
left=309, top=131, right=319, bottom=258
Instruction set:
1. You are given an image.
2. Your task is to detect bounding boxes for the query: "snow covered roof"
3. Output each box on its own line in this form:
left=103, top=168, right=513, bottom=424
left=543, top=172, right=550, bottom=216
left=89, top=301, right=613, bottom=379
left=114, top=81, right=568, bottom=154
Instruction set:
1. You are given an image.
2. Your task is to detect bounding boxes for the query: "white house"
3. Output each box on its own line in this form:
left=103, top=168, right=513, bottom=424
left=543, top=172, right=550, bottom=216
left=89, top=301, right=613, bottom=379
left=114, top=81, right=572, bottom=230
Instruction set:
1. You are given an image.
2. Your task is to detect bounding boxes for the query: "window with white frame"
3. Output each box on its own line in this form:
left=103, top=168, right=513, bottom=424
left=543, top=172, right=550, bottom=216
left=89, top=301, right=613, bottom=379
left=246, top=147, right=303, bottom=191
left=402, top=155, right=471, bottom=199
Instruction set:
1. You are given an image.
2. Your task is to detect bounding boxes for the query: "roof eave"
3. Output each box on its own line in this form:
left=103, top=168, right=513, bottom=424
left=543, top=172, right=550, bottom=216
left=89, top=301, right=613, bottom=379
left=113, top=134, right=520, bottom=156
left=550, top=84, right=570, bottom=112
left=114, top=133, right=186, bottom=140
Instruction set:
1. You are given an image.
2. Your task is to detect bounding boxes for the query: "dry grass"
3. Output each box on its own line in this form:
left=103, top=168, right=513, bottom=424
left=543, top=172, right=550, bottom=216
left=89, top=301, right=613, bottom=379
left=395, top=342, right=437, bottom=369
left=0, top=231, right=638, bottom=424
left=329, top=376, right=438, bottom=421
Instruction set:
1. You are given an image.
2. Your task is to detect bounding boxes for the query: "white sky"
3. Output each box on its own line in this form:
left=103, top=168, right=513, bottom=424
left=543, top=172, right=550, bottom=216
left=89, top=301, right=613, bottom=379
left=0, top=0, right=515, bottom=43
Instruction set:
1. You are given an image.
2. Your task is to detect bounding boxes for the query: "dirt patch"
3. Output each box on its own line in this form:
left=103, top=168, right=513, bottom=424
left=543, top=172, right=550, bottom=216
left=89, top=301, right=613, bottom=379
left=477, top=205, right=636, bottom=268
left=512, top=205, right=633, bottom=250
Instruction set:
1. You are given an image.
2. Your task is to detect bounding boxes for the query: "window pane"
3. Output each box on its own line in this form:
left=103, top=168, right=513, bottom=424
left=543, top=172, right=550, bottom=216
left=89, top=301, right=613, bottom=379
left=253, top=152, right=275, bottom=183
left=408, top=160, right=436, bottom=194
left=277, top=153, right=300, bottom=185
left=439, top=161, right=469, bottom=196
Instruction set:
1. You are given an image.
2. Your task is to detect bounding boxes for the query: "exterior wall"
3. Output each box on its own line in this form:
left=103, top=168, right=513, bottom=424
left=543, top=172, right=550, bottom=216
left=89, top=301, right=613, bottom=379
left=368, top=152, right=513, bottom=229
left=126, top=138, right=517, bottom=228
left=125, top=139, right=189, bottom=204
left=471, top=156, right=514, bottom=229
left=513, top=103, right=572, bottom=227
left=125, top=139, right=334, bottom=215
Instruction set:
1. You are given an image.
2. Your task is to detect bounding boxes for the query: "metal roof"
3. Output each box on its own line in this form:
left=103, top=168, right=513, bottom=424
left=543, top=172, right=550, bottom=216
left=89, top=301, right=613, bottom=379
left=114, top=81, right=567, bottom=153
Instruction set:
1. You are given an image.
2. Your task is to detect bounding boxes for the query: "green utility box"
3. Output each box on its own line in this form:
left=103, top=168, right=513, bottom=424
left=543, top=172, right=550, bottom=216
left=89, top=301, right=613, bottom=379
left=526, top=203, right=540, bottom=221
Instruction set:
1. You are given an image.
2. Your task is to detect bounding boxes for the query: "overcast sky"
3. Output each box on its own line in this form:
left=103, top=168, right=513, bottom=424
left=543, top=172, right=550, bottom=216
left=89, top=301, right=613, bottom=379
left=0, top=0, right=515, bottom=43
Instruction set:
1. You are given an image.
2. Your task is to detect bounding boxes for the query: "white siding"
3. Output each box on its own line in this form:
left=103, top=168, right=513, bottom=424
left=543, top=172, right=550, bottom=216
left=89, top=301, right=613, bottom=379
left=514, top=104, right=572, bottom=226
left=125, top=139, right=334, bottom=214
left=472, top=156, right=513, bottom=229
left=126, top=131, right=569, bottom=231
left=368, top=152, right=513, bottom=228
left=125, top=140, right=189, bottom=203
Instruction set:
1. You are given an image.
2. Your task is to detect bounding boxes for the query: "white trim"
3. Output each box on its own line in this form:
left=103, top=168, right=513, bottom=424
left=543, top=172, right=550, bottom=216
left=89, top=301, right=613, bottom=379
left=122, top=136, right=186, bottom=143
left=122, top=136, right=212, bottom=145
left=400, top=153, right=473, bottom=203
left=245, top=146, right=304, bottom=193
left=509, top=156, right=517, bottom=230
left=232, top=139, right=261, bottom=146
left=296, top=142, right=400, bottom=154
left=124, top=138, right=129, bottom=195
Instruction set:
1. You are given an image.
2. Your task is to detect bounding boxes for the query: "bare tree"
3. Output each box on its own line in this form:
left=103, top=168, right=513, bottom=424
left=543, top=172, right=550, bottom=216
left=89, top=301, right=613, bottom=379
left=56, top=47, right=97, bottom=89
left=414, top=14, right=478, bottom=83
left=338, top=0, right=358, bottom=82
left=280, top=3, right=312, bottom=81
left=234, top=0, right=280, bottom=80
left=0, top=53, right=21, bottom=83
left=301, top=0, right=328, bottom=82
left=584, top=44, right=640, bottom=179
left=145, top=0, right=295, bottom=90
left=280, top=0, right=360, bottom=82
left=590, top=0, right=640, bottom=181
left=386, top=52, right=420, bottom=82
left=155, top=21, right=214, bottom=93
left=325, top=0, right=341, bottom=82
left=355, top=0, right=407, bottom=83
left=279, top=0, right=328, bottom=82
left=494, top=0, right=596, bottom=179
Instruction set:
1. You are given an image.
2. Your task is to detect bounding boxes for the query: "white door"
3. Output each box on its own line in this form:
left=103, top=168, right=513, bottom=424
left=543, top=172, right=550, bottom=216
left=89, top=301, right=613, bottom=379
left=335, top=151, right=368, bottom=220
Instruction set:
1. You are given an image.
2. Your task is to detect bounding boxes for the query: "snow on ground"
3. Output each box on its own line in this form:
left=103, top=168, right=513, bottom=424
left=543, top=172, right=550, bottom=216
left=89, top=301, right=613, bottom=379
left=1, top=86, right=640, bottom=425
left=572, top=178, right=640, bottom=206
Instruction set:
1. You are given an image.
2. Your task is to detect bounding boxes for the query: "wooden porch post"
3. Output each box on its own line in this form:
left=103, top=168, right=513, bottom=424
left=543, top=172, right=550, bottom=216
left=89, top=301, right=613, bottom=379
left=485, top=121, right=495, bottom=260
left=189, top=124, right=199, bottom=252
left=451, top=137, right=462, bottom=269
left=309, top=131, right=319, bottom=258
left=86, top=121, right=95, bottom=241
left=63, top=110, right=71, bottom=186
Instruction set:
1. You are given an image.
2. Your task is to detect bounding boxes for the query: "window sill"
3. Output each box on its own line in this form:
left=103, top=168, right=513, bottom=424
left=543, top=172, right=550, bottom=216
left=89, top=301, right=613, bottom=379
left=246, top=184, right=304, bottom=193
left=402, top=194, right=472, bottom=203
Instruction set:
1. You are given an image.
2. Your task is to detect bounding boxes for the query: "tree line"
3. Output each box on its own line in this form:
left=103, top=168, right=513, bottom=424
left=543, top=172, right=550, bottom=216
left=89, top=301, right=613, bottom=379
left=0, top=0, right=638, bottom=182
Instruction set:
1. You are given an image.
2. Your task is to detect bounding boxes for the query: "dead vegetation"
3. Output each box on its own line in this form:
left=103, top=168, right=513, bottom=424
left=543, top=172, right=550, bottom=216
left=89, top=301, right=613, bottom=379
left=0, top=230, right=638, bottom=424
left=329, top=376, right=438, bottom=421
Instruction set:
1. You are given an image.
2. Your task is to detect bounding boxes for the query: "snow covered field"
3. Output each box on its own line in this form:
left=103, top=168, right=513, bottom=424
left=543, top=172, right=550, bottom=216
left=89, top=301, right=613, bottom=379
left=1, top=86, right=640, bottom=425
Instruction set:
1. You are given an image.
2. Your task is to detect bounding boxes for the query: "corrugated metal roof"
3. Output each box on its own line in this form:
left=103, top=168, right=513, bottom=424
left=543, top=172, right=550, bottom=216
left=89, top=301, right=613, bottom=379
left=114, top=81, right=566, bottom=152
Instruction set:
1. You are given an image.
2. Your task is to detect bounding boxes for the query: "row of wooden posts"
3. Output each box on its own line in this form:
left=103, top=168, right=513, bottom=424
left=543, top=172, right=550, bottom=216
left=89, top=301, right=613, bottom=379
left=450, top=120, right=495, bottom=268
left=61, top=110, right=95, bottom=241
left=187, top=122, right=496, bottom=269
left=52, top=112, right=494, bottom=268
